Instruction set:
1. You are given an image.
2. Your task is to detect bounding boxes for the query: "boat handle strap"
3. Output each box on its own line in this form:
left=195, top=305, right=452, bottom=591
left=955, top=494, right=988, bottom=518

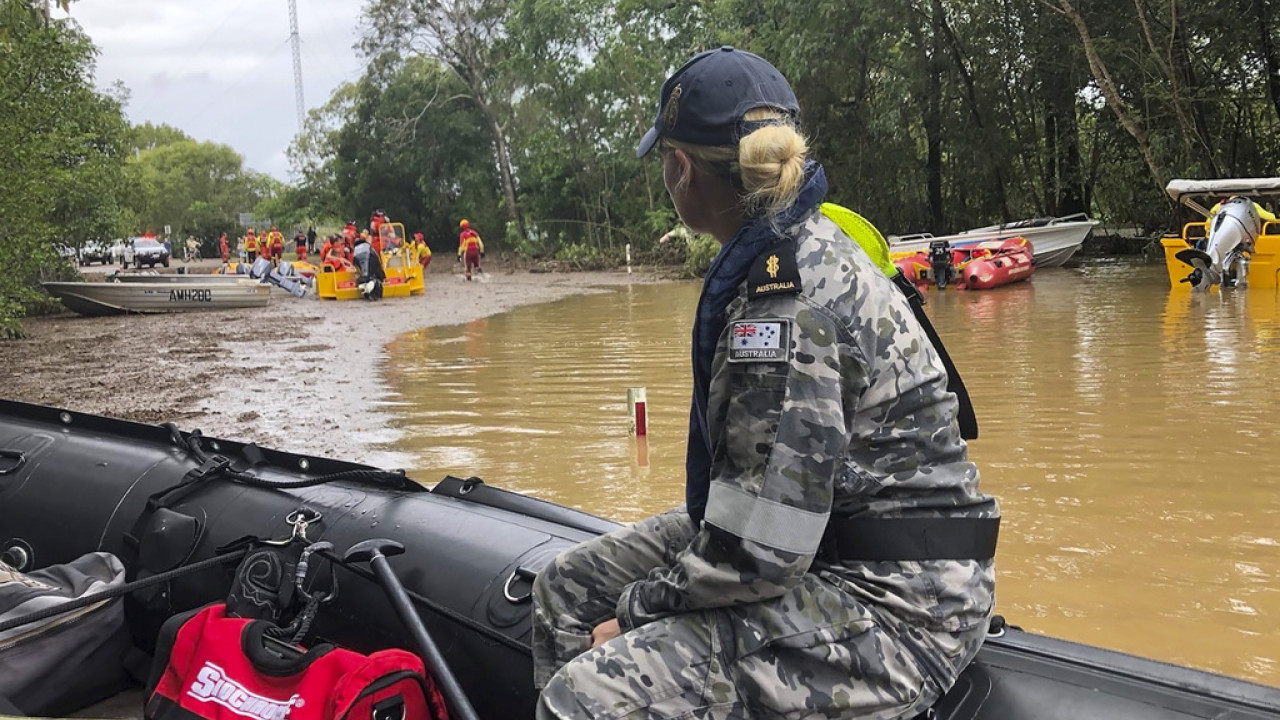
left=0, top=450, right=25, bottom=476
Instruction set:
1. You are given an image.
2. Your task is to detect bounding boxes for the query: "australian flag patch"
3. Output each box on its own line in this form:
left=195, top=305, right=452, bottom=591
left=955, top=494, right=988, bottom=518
left=728, top=319, right=790, bottom=363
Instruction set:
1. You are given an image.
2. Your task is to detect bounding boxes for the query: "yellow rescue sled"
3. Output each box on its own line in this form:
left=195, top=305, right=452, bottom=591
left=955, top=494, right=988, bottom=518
left=378, top=222, right=424, bottom=298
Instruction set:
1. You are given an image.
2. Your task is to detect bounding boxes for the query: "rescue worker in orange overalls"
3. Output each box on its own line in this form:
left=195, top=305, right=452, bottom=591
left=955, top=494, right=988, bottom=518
left=321, top=235, right=350, bottom=271
left=370, top=211, right=389, bottom=256
left=244, top=230, right=259, bottom=262
left=219, top=233, right=229, bottom=264
left=258, top=233, right=273, bottom=263
left=268, top=227, right=285, bottom=265
left=294, top=231, right=308, bottom=262
left=457, top=219, right=484, bottom=281
left=412, top=232, right=432, bottom=270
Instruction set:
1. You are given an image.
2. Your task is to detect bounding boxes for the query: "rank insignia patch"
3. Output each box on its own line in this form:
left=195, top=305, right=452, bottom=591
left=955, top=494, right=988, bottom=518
left=747, top=242, right=801, bottom=299
left=728, top=319, right=790, bottom=363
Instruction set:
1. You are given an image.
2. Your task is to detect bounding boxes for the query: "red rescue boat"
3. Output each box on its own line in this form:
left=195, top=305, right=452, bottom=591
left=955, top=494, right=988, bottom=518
left=893, top=252, right=931, bottom=284
left=959, top=236, right=1035, bottom=290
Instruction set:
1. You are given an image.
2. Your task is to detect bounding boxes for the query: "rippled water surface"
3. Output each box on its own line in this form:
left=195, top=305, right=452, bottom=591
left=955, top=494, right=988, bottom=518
left=385, top=262, right=1280, bottom=686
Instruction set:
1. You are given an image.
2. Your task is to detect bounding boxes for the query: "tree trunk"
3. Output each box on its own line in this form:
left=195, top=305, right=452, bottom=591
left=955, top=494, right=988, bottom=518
left=923, top=0, right=945, bottom=233
left=1168, top=9, right=1219, bottom=175
left=1043, top=100, right=1059, bottom=215
left=1057, top=106, right=1086, bottom=217
left=1259, top=0, right=1280, bottom=125
left=1041, top=51, right=1086, bottom=217
left=934, top=0, right=1010, bottom=219
left=485, top=112, right=525, bottom=242
left=1057, top=0, right=1167, bottom=190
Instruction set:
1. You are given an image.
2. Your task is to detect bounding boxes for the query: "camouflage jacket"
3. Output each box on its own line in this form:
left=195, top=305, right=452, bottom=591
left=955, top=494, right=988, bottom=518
left=616, top=210, right=998, bottom=635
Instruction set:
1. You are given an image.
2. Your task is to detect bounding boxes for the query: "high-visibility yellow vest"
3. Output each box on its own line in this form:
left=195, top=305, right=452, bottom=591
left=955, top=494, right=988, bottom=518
left=819, top=202, right=898, bottom=279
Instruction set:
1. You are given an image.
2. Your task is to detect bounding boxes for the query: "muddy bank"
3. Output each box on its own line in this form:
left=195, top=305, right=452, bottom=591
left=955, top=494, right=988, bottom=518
left=3, top=269, right=663, bottom=466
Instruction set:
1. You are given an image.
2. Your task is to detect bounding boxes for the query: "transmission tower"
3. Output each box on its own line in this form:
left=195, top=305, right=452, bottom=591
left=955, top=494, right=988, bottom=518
left=287, top=0, right=305, bottom=130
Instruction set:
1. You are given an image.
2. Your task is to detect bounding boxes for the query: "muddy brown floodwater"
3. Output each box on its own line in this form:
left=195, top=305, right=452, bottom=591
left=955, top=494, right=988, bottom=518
left=381, top=261, right=1279, bottom=688
left=2, top=268, right=664, bottom=468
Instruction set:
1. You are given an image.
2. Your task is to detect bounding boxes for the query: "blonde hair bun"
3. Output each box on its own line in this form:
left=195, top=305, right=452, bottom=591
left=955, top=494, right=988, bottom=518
left=738, top=120, right=808, bottom=217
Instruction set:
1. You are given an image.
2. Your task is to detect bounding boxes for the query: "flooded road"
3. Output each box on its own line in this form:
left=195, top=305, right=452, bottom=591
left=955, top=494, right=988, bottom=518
left=385, top=261, right=1280, bottom=686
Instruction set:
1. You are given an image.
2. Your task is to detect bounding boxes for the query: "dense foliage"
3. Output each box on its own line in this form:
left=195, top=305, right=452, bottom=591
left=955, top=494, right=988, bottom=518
left=9, top=0, right=1280, bottom=331
left=286, top=0, right=1280, bottom=260
left=0, top=0, right=128, bottom=336
left=124, top=124, right=283, bottom=245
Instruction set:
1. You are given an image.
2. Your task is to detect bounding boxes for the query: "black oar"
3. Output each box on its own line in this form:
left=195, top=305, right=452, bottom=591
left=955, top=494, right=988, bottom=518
left=343, top=539, right=481, bottom=720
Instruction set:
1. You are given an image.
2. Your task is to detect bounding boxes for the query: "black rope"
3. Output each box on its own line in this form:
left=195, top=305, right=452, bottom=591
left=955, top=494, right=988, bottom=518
left=225, top=468, right=408, bottom=490
left=0, top=549, right=248, bottom=634
left=318, top=550, right=532, bottom=656
left=167, top=425, right=409, bottom=491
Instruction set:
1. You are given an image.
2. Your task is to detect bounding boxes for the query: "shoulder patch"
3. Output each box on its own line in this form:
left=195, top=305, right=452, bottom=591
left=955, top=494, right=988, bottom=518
left=747, top=242, right=801, bottom=299
left=728, top=319, right=791, bottom=363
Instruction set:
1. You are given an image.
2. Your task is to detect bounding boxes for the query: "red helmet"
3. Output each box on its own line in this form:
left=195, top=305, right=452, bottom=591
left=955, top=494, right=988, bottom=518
left=413, top=232, right=424, bottom=240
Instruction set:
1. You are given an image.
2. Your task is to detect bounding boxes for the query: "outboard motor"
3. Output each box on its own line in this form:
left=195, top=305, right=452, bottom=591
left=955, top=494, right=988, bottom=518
left=248, top=256, right=273, bottom=280
left=352, top=242, right=385, bottom=300
left=1193, top=196, right=1262, bottom=291
left=929, top=240, right=953, bottom=289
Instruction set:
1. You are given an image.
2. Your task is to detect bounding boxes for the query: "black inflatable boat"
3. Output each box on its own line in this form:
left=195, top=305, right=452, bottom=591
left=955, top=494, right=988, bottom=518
left=1, top=398, right=1278, bottom=719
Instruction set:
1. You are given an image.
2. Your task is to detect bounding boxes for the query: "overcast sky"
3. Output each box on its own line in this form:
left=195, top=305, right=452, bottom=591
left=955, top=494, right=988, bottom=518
left=60, top=0, right=369, bottom=181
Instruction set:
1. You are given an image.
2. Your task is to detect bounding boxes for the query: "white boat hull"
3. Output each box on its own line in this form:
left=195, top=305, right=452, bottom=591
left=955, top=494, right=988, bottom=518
left=42, top=281, right=271, bottom=317
left=110, top=273, right=296, bottom=296
left=889, top=217, right=1099, bottom=268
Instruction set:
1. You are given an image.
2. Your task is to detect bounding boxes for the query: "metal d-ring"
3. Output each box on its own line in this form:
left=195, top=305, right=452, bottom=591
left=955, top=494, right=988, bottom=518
left=502, top=566, right=537, bottom=604
left=260, top=509, right=324, bottom=545
left=0, top=450, right=26, bottom=475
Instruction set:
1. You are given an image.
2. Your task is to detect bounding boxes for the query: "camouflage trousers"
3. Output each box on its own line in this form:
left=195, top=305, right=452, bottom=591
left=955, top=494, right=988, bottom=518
left=532, top=510, right=987, bottom=719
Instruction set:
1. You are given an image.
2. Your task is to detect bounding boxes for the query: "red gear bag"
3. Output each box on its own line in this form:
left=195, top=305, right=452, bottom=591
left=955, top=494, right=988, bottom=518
left=146, top=604, right=448, bottom=720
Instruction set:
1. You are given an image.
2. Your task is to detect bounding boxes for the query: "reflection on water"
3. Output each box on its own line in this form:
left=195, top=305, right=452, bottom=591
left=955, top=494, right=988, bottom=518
left=386, top=263, right=1280, bottom=686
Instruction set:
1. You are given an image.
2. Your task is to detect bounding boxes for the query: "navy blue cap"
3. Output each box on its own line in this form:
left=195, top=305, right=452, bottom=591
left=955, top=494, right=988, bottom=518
left=636, top=47, right=799, bottom=158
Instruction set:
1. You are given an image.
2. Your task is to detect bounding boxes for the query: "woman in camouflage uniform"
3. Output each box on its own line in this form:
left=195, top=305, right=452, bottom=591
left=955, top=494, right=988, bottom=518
left=532, top=48, right=1000, bottom=720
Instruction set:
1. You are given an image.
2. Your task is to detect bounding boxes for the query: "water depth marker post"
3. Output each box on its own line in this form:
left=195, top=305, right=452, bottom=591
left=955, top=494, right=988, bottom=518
left=628, top=387, right=648, bottom=436
left=628, top=387, right=650, bottom=468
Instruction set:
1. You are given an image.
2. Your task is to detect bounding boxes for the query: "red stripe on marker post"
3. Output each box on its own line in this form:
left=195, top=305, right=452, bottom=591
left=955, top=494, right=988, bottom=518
left=628, top=387, right=649, bottom=437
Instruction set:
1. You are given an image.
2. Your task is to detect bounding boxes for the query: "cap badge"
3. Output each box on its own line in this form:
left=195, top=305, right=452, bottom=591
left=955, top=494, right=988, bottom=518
left=663, top=84, right=682, bottom=131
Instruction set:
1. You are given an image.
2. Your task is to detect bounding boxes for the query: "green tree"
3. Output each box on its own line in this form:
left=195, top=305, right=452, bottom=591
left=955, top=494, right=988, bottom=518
left=293, top=0, right=1280, bottom=263
left=363, top=0, right=527, bottom=240
left=0, top=0, right=131, bottom=336
left=289, top=56, right=503, bottom=251
left=123, top=139, right=278, bottom=242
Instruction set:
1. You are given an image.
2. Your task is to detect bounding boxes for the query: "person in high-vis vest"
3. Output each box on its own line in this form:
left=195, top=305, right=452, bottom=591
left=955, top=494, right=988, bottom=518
left=244, top=230, right=258, bottom=262
left=320, top=235, right=350, bottom=271
left=268, top=227, right=285, bottom=265
left=412, top=232, right=432, bottom=270
left=457, top=219, right=484, bottom=281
